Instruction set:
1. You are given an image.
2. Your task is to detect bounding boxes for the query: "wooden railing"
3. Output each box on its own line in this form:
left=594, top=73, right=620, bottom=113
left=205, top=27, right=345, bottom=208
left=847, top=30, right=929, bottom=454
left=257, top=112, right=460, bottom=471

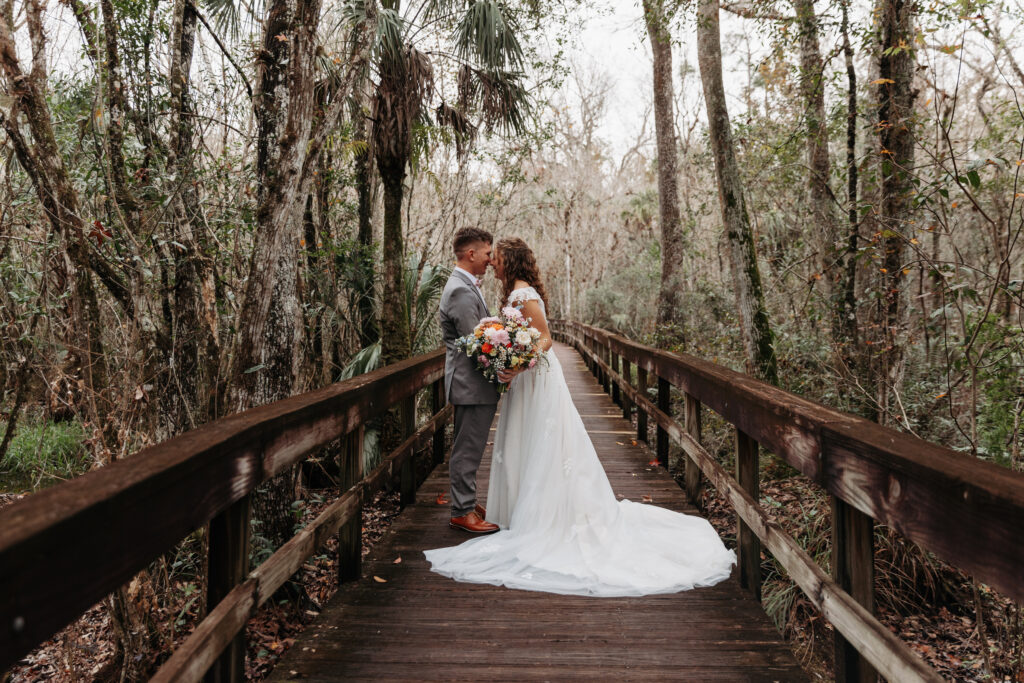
left=552, top=320, right=1024, bottom=683
left=0, top=349, right=451, bottom=681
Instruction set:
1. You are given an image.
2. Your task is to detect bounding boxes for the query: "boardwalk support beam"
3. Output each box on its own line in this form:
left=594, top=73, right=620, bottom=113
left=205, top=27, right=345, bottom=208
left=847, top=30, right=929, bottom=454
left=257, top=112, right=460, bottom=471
left=684, top=393, right=703, bottom=509
left=657, top=376, right=670, bottom=468
left=833, top=496, right=877, bottom=683
left=339, top=426, right=364, bottom=584
left=206, top=494, right=250, bottom=683
left=400, top=395, right=417, bottom=507
left=636, top=367, right=648, bottom=444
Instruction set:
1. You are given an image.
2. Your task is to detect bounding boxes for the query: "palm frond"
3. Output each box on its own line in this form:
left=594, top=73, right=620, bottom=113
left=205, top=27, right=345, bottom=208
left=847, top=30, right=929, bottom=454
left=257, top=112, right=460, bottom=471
left=201, top=0, right=253, bottom=39
left=372, top=44, right=435, bottom=163
left=338, top=341, right=382, bottom=380
left=421, top=0, right=461, bottom=22
left=435, top=101, right=476, bottom=157
left=454, top=1, right=525, bottom=72
left=374, top=7, right=407, bottom=63
left=408, top=257, right=450, bottom=352
left=458, top=64, right=529, bottom=134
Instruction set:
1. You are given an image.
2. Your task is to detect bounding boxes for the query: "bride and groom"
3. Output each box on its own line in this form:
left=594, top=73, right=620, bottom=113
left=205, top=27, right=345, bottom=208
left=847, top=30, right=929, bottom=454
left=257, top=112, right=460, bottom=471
left=426, top=227, right=736, bottom=597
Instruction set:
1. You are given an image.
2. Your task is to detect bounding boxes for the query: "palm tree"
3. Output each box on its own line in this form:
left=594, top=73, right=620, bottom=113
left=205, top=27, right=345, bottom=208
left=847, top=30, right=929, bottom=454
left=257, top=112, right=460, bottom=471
left=345, top=0, right=531, bottom=363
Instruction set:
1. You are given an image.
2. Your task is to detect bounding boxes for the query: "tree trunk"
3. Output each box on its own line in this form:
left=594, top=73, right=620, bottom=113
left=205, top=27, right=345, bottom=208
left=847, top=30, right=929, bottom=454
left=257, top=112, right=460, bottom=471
left=228, top=0, right=323, bottom=551
left=0, top=1, right=111, bottom=424
left=872, top=0, right=916, bottom=423
left=695, top=0, right=778, bottom=384
left=164, top=0, right=220, bottom=433
left=642, top=0, right=685, bottom=345
left=351, top=89, right=380, bottom=348
left=836, top=0, right=859, bottom=359
left=793, top=0, right=836, bottom=292
left=378, top=160, right=411, bottom=364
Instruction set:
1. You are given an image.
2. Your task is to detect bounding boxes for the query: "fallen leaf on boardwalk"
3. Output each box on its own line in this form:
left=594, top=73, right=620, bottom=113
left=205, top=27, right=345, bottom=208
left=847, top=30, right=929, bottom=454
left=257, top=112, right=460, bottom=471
left=373, top=576, right=387, bottom=583
left=616, top=441, right=625, bottom=445
left=435, top=492, right=448, bottom=505
left=393, top=556, right=402, bottom=564
left=641, top=495, right=653, bottom=503
left=631, top=440, right=638, bottom=446
left=647, top=459, right=659, bottom=466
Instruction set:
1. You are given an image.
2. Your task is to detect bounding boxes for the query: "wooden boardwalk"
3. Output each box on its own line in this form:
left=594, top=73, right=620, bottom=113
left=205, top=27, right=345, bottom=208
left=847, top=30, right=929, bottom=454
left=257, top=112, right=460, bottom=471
left=270, top=343, right=807, bottom=681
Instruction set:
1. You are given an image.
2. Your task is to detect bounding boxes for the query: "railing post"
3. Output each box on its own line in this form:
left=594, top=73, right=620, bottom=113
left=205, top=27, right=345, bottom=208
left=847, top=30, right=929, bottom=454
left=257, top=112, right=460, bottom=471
left=833, top=496, right=877, bottom=683
left=684, top=393, right=703, bottom=509
left=431, top=379, right=446, bottom=466
left=610, top=350, right=621, bottom=406
left=735, top=429, right=761, bottom=600
left=620, top=358, right=633, bottom=420
left=400, top=394, right=416, bottom=506
left=205, top=494, right=250, bottom=683
left=636, top=367, right=649, bottom=444
left=338, top=426, right=364, bottom=584
left=656, top=376, right=670, bottom=468
left=601, top=344, right=611, bottom=394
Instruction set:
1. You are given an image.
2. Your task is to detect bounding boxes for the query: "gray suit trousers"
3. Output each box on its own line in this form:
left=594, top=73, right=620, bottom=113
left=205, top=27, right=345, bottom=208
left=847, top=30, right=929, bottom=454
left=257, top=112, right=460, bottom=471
left=450, top=403, right=497, bottom=517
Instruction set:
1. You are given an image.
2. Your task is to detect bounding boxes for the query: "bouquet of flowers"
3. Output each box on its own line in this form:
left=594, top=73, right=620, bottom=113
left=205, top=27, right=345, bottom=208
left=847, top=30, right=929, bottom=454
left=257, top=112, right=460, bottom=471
left=456, top=306, right=546, bottom=393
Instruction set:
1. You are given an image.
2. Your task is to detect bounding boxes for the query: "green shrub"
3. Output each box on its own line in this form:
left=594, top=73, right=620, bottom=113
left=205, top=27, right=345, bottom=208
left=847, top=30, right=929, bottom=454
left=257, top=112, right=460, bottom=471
left=0, top=419, right=89, bottom=484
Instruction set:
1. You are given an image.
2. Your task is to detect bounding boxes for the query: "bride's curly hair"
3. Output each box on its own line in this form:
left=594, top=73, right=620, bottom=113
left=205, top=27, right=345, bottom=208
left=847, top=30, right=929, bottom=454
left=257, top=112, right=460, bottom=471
left=496, top=238, right=549, bottom=308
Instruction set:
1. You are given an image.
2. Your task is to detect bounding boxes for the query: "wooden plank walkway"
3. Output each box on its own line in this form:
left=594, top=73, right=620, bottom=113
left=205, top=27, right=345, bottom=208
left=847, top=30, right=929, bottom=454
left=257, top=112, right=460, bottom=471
left=270, top=343, right=807, bottom=681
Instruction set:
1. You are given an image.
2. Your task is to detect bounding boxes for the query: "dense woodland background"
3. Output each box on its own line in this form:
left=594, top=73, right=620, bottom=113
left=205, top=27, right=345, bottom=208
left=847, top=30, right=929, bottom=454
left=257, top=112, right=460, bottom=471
left=0, top=0, right=1021, bottom=679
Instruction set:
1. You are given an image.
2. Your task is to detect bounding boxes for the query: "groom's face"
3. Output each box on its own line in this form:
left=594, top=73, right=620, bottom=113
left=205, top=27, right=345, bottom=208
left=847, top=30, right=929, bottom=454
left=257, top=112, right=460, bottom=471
left=465, top=241, right=493, bottom=277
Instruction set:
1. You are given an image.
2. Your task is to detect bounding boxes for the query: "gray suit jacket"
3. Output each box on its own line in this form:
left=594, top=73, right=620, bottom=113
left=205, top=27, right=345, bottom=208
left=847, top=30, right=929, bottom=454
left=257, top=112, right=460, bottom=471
left=440, top=270, right=500, bottom=405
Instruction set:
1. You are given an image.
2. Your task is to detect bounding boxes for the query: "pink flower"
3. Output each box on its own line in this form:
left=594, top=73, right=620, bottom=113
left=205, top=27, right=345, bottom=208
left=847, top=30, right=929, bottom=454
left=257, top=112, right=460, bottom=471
left=485, top=327, right=510, bottom=346
left=528, top=357, right=537, bottom=368
left=480, top=356, right=491, bottom=367
left=502, top=306, right=525, bottom=321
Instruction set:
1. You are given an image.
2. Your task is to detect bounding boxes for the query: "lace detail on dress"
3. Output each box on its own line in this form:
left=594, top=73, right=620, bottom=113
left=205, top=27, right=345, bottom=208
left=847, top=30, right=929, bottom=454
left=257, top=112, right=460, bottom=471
left=507, top=286, right=541, bottom=308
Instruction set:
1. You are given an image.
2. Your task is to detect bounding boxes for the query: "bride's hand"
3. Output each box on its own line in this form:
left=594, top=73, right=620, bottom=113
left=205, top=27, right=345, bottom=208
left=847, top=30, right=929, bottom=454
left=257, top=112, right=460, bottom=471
left=497, top=367, right=525, bottom=383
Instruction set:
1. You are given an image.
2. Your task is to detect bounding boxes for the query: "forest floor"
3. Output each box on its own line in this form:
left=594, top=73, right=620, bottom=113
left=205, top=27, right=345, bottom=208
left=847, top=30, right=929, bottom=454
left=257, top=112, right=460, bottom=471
left=689, top=464, right=1024, bottom=682
left=1, top=487, right=404, bottom=682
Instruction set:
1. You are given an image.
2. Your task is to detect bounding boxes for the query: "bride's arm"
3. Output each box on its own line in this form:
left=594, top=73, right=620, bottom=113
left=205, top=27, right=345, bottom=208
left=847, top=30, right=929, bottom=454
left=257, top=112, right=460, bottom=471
left=520, top=299, right=552, bottom=353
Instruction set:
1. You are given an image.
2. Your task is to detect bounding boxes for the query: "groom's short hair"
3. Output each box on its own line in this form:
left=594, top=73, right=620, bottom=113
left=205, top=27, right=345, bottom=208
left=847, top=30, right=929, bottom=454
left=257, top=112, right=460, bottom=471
left=453, top=227, right=493, bottom=256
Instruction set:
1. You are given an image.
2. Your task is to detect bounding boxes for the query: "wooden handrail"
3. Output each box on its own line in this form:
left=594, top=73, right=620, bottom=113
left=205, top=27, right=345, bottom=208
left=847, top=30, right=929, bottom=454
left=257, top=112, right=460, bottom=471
left=0, top=349, right=449, bottom=678
left=552, top=319, right=1024, bottom=683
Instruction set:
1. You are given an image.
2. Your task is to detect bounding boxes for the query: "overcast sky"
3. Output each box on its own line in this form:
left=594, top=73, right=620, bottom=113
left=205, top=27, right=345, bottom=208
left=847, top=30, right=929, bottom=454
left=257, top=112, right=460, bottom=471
left=556, top=0, right=1024, bottom=161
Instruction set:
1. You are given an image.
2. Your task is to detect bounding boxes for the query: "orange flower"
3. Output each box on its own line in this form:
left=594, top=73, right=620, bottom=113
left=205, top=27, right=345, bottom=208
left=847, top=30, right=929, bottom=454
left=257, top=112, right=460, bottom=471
left=481, top=343, right=494, bottom=354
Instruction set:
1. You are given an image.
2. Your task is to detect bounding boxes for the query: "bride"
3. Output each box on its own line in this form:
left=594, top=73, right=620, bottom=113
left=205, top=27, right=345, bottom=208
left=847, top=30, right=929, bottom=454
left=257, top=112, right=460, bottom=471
left=424, top=238, right=736, bottom=597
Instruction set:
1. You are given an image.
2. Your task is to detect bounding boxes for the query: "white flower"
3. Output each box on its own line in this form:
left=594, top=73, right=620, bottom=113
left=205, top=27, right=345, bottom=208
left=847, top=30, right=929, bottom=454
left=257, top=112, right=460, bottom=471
left=528, top=327, right=541, bottom=339
left=515, top=330, right=533, bottom=346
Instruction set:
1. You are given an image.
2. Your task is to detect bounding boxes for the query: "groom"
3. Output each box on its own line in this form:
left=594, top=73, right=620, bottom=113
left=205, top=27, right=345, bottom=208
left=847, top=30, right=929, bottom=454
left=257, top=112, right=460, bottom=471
left=439, top=227, right=501, bottom=534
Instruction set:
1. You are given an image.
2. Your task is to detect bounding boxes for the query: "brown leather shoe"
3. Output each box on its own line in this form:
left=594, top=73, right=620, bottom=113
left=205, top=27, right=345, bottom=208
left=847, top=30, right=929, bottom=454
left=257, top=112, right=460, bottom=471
left=450, top=511, right=499, bottom=534
left=474, top=503, right=486, bottom=518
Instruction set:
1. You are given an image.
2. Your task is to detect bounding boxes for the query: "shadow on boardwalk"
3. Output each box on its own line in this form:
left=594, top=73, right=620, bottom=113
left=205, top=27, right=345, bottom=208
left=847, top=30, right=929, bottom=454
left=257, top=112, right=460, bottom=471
left=269, top=344, right=807, bottom=682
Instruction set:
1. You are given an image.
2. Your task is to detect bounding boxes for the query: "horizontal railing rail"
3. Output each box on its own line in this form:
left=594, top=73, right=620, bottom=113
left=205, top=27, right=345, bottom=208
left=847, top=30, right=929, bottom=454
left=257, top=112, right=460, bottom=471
left=552, top=319, right=1024, bottom=683
left=0, top=349, right=450, bottom=681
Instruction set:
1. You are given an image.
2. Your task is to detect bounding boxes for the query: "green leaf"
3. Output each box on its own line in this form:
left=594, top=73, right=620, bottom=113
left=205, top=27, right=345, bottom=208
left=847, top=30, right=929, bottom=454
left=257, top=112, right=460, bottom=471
left=966, top=169, right=980, bottom=189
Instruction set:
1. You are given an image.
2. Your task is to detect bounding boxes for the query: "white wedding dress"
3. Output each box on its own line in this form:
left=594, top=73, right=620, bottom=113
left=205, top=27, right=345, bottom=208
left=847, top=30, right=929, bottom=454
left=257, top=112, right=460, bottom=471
left=424, top=287, right=736, bottom=597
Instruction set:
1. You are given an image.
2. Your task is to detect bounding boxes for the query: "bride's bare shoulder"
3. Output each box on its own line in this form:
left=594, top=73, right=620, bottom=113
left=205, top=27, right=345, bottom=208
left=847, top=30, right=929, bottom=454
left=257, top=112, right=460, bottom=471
left=513, top=280, right=532, bottom=290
